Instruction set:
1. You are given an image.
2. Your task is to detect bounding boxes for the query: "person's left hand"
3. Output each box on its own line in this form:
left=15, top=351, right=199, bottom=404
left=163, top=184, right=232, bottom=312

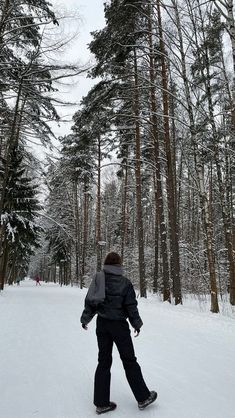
left=82, top=324, right=88, bottom=330
left=134, top=329, right=140, bottom=337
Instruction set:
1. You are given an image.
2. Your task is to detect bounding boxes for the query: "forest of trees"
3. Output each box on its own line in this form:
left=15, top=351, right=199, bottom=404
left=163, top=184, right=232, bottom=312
left=1, top=0, right=235, bottom=314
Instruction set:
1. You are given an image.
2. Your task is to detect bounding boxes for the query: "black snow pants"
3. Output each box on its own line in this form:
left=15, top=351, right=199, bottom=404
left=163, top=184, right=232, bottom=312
left=94, top=316, right=150, bottom=407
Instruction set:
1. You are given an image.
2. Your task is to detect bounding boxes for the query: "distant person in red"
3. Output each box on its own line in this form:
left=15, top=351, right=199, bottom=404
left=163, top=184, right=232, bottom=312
left=35, top=276, right=41, bottom=286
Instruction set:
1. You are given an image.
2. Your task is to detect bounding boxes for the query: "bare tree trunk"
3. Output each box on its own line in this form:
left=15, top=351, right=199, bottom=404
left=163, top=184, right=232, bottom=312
left=96, top=136, right=102, bottom=271
left=222, top=0, right=235, bottom=134
left=213, top=0, right=235, bottom=305
left=226, top=0, right=235, bottom=305
left=0, top=241, right=9, bottom=290
left=133, top=48, right=146, bottom=297
left=147, top=4, right=170, bottom=301
left=73, top=180, right=81, bottom=287
left=82, top=187, right=89, bottom=277
left=59, top=263, right=62, bottom=287
left=121, top=157, right=128, bottom=263
left=156, top=0, right=181, bottom=304
left=54, top=262, right=57, bottom=283
left=200, top=13, right=235, bottom=307
left=153, top=173, right=159, bottom=293
left=154, top=139, right=171, bottom=301
left=69, top=246, right=72, bottom=286
left=200, top=176, right=219, bottom=313
left=172, top=0, right=219, bottom=312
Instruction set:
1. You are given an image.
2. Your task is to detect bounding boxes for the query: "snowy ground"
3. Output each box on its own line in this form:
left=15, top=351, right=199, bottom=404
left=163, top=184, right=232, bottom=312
left=0, top=280, right=235, bottom=418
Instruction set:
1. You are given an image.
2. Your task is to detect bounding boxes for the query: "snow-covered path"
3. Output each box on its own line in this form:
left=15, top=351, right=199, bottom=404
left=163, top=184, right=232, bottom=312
left=0, top=280, right=235, bottom=418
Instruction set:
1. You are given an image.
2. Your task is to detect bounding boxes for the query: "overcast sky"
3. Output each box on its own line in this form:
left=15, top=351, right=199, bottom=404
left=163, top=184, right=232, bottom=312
left=47, top=0, right=105, bottom=141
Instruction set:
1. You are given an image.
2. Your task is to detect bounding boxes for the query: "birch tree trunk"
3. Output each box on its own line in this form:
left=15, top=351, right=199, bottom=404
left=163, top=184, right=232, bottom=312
left=133, top=48, right=146, bottom=297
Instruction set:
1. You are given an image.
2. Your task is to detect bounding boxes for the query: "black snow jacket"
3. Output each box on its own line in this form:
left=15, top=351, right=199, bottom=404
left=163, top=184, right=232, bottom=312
left=80, top=264, right=143, bottom=330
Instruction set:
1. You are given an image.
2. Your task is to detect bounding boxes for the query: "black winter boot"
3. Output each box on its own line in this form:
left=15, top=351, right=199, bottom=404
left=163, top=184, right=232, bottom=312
left=138, top=391, right=157, bottom=410
left=96, top=402, right=117, bottom=415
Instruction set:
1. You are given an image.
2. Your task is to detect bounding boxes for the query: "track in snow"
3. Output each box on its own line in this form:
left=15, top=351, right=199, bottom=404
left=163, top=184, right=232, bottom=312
left=0, top=279, right=234, bottom=418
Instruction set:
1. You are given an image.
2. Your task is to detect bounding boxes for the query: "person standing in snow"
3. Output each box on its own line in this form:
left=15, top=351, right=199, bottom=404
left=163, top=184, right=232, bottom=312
left=80, top=251, right=157, bottom=415
left=35, top=275, right=41, bottom=286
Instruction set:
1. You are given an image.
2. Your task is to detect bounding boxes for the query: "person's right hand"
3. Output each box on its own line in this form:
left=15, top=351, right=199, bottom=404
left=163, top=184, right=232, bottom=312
left=82, top=324, right=88, bottom=330
left=134, top=329, right=140, bottom=337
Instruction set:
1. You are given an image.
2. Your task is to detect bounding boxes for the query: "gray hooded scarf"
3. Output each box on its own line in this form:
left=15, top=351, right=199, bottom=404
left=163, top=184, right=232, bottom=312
left=85, top=265, right=123, bottom=305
